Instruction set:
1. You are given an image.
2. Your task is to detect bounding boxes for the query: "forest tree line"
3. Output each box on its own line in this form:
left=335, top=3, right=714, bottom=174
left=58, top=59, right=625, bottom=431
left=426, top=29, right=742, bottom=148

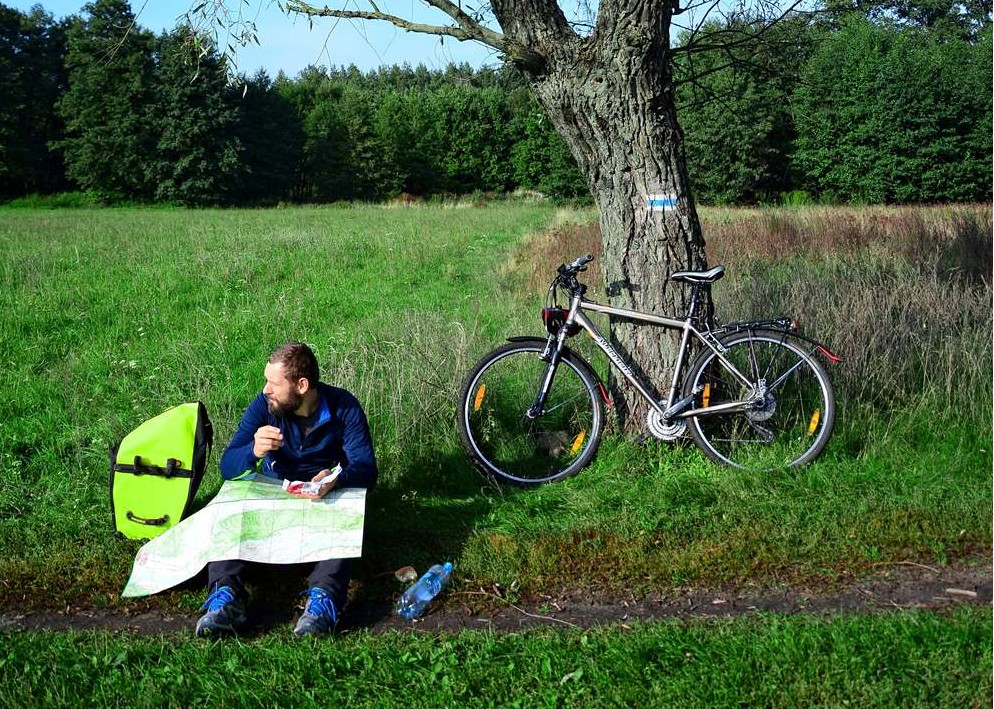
left=1, top=0, right=990, bottom=206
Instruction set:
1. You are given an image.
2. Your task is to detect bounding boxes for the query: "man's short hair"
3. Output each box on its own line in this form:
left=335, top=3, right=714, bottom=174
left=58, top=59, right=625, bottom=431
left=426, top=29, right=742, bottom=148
left=269, top=342, right=320, bottom=386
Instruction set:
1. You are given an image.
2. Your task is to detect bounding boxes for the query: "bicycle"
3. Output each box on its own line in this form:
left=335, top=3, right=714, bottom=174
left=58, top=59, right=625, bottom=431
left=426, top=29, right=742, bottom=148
left=456, top=254, right=841, bottom=486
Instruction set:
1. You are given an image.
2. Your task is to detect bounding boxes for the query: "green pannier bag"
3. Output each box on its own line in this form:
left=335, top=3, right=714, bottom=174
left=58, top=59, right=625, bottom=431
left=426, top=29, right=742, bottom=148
left=109, top=402, right=213, bottom=540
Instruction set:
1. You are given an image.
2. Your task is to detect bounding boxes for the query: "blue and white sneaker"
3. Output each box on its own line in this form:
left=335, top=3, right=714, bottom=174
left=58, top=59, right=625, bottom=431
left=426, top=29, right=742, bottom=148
left=195, top=585, right=247, bottom=637
left=294, top=586, right=338, bottom=636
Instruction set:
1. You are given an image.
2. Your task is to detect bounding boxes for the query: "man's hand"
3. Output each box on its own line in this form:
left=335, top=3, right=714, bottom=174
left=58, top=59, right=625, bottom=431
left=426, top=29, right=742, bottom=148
left=252, top=425, right=284, bottom=459
left=301, top=468, right=340, bottom=500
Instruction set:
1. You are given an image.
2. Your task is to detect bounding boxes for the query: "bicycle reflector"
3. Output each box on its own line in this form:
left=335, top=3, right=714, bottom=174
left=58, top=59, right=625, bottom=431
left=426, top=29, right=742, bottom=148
left=571, top=430, right=587, bottom=455
left=542, top=307, right=581, bottom=336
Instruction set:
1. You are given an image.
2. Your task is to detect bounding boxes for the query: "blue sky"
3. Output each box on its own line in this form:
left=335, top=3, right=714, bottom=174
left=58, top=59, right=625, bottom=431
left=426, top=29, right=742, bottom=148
left=9, top=1, right=502, bottom=76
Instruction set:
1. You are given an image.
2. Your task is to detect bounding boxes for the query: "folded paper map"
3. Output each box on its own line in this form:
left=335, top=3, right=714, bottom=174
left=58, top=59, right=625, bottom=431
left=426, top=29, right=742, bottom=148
left=122, top=476, right=366, bottom=597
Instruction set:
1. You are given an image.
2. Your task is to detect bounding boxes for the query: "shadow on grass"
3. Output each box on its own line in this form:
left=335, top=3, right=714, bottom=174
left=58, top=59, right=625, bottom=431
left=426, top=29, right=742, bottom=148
left=344, top=447, right=506, bottom=629
left=169, top=446, right=511, bottom=635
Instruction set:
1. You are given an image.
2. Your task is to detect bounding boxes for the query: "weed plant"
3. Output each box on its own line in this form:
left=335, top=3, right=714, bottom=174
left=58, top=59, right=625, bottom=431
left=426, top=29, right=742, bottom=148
left=704, top=204, right=993, bottom=419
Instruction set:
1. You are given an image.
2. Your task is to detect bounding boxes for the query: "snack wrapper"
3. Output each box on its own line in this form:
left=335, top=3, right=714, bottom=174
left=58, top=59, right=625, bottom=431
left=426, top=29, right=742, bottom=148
left=281, top=467, right=341, bottom=496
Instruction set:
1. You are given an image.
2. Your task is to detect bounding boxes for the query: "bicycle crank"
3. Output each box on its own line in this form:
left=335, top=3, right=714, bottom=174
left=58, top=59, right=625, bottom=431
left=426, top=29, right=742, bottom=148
left=646, top=409, right=687, bottom=441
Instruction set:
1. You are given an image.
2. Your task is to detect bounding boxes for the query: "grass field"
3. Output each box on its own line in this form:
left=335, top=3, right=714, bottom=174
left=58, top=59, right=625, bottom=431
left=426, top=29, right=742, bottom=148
left=2, top=609, right=989, bottom=708
left=0, top=201, right=990, bottom=707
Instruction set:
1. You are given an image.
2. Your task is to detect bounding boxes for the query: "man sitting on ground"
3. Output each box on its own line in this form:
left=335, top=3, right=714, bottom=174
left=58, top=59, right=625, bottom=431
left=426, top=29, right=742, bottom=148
left=196, top=341, right=377, bottom=637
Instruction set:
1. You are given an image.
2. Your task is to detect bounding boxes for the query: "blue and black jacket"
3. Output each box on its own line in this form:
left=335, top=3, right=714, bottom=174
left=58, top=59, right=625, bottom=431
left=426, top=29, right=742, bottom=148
left=220, top=383, right=377, bottom=490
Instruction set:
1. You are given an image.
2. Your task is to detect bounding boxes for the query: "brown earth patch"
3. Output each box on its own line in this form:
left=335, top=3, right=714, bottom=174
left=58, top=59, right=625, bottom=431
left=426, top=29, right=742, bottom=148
left=2, top=557, right=989, bottom=637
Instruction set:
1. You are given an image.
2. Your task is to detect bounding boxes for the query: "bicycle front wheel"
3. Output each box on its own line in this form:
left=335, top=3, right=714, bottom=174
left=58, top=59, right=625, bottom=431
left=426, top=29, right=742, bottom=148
left=683, top=330, right=836, bottom=470
left=457, top=340, right=605, bottom=486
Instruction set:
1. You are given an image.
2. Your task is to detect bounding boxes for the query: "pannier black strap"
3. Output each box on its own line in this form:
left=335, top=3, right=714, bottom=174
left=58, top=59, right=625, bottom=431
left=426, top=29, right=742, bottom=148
left=113, top=458, right=193, bottom=478
left=125, top=511, right=170, bottom=526
left=139, top=455, right=177, bottom=476
left=134, top=456, right=179, bottom=477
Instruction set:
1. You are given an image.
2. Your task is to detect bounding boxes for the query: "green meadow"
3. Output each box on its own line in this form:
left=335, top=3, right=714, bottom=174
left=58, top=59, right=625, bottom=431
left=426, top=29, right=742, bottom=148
left=0, top=202, right=990, bottom=707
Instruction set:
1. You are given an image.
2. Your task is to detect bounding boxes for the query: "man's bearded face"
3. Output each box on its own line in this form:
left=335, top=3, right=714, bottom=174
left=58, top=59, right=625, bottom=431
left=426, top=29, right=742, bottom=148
left=262, top=362, right=303, bottom=415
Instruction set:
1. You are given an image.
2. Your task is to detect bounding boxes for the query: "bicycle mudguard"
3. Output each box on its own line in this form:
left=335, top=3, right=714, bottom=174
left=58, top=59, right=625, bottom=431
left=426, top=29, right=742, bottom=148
left=506, top=335, right=554, bottom=344
left=792, top=333, right=842, bottom=364
left=718, top=323, right=842, bottom=365
left=506, top=335, right=588, bottom=357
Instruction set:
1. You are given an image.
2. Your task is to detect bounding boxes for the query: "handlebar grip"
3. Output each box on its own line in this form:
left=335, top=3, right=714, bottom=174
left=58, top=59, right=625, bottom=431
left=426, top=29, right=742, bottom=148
left=569, top=253, right=594, bottom=270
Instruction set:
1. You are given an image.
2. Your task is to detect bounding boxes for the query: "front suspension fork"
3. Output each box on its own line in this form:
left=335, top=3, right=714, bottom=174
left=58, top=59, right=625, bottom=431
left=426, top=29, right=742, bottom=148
left=529, top=334, right=567, bottom=417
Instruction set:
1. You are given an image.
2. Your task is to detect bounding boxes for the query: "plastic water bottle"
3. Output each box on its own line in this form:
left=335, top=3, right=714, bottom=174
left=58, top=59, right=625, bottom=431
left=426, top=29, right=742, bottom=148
left=394, top=562, right=453, bottom=620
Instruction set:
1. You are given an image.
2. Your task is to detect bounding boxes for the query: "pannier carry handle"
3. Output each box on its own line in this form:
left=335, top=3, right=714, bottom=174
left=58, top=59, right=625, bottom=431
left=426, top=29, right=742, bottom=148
left=125, top=511, right=170, bottom=526
left=132, top=456, right=180, bottom=477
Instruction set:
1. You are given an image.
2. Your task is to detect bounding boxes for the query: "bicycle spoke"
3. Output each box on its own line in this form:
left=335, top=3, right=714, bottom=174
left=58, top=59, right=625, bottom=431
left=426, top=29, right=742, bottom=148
left=767, top=355, right=806, bottom=392
left=685, top=332, right=835, bottom=470
left=541, top=387, right=595, bottom=415
left=458, top=342, right=604, bottom=485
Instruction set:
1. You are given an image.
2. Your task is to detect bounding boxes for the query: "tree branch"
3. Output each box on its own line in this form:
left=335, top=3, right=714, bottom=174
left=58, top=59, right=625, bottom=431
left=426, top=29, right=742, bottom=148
left=284, top=0, right=544, bottom=68
left=672, top=0, right=810, bottom=56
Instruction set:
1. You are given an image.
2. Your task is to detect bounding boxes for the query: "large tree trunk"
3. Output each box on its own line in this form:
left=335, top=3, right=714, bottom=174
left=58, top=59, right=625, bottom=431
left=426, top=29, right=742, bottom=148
left=283, top=0, right=711, bottom=430
left=494, top=0, right=710, bottom=430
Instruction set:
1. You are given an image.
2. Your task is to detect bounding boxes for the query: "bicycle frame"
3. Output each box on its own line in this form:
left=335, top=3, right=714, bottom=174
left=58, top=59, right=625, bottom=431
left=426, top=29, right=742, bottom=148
left=533, top=291, right=760, bottom=424
left=459, top=256, right=841, bottom=481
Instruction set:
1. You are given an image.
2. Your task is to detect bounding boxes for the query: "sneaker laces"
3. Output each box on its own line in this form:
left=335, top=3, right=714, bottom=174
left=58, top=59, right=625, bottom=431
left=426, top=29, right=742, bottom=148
left=303, top=587, right=337, bottom=624
left=201, top=585, right=239, bottom=613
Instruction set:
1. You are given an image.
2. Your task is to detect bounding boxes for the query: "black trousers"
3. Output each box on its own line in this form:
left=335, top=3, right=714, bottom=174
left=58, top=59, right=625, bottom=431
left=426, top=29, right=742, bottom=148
left=206, top=558, right=352, bottom=611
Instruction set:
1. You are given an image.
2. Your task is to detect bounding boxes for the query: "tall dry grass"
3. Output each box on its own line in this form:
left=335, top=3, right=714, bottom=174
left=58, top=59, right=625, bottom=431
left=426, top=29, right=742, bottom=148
left=703, top=204, right=992, bottom=286
left=320, top=311, right=478, bottom=474
left=514, top=204, right=993, bottom=424
left=706, top=205, right=992, bottom=422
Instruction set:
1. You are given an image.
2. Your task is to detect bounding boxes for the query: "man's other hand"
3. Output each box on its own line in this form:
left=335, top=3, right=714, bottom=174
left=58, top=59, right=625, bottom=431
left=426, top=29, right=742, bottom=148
left=302, top=468, right=340, bottom=500
left=253, top=425, right=284, bottom=459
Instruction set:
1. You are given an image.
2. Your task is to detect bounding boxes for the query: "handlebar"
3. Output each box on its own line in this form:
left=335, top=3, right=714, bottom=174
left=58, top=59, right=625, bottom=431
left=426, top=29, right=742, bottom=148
left=553, top=253, right=594, bottom=296
left=563, top=253, right=593, bottom=273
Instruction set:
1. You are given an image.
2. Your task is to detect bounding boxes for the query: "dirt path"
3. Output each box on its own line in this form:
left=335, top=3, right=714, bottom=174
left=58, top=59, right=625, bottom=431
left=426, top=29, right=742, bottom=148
left=2, top=559, right=989, bottom=636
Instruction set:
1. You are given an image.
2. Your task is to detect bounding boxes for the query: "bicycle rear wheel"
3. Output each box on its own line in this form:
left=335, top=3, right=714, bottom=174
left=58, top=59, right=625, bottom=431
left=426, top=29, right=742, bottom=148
left=457, top=340, right=605, bottom=485
left=683, top=330, right=835, bottom=469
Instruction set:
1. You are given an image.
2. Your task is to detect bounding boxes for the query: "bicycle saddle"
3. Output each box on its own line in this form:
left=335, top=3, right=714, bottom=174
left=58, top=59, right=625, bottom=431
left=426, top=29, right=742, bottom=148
left=670, top=265, right=725, bottom=284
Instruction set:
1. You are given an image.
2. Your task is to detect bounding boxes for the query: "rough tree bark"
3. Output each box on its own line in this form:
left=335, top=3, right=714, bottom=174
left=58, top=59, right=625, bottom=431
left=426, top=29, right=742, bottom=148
left=287, top=0, right=711, bottom=429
